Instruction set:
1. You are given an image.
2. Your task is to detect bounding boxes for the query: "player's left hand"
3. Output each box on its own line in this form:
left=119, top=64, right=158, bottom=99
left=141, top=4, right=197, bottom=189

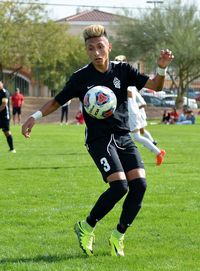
left=21, top=117, right=35, bottom=138
left=157, top=49, right=174, bottom=68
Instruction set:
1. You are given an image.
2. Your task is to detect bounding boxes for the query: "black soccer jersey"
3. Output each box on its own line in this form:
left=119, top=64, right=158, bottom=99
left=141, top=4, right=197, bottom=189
left=55, top=61, right=149, bottom=143
left=0, top=88, right=10, bottom=120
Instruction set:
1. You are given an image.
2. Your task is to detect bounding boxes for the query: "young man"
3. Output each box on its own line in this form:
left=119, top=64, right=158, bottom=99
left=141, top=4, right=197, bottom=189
left=22, top=25, right=174, bottom=257
left=128, top=86, right=166, bottom=165
left=0, top=81, right=16, bottom=153
left=135, top=89, right=157, bottom=145
left=114, top=55, right=165, bottom=165
left=11, top=88, right=24, bottom=125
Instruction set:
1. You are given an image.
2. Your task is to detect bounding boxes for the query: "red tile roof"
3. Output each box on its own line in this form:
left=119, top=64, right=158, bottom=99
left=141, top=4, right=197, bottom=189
left=57, top=9, right=122, bottom=22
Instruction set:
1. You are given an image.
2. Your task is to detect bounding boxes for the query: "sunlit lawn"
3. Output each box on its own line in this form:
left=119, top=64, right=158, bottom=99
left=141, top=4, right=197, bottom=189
left=0, top=119, right=199, bottom=271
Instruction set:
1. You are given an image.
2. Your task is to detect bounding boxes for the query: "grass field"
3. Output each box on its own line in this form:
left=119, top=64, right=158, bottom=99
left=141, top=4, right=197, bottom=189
left=0, top=119, right=199, bottom=271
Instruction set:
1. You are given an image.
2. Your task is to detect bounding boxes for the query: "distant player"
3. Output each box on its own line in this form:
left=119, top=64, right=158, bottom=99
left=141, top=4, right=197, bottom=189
left=11, top=88, right=24, bottom=125
left=22, top=25, right=174, bottom=257
left=60, top=100, right=71, bottom=125
left=128, top=86, right=166, bottom=165
left=136, top=89, right=157, bottom=145
left=114, top=55, right=166, bottom=165
left=0, top=81, right=16, bottom=153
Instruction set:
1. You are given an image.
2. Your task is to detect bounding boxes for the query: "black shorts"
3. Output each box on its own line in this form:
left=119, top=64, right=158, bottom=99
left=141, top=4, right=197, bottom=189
left=86, top=133, right=144, bottom=181
left=13, top=107, right=21, bottom=115
left=0, top=119, right=10, bottom=132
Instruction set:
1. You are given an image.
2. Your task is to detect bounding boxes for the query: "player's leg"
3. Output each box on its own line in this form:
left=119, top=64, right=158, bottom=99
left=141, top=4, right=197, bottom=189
left=60, top=108, right=64, bottom=123
left=141, top=127, right=157, bottom=145
left=86, top=137, right=128, bottom=225
left=17, top=108, right=22, bottom=124
left=75, top=136, right=128, bottom=256
left=109, top=173, right=147, bottom=256
left=12, top=108, right=17, bottom=125
left=131, top=131, right=166, bottom=166
left=106, top=135, right=146, bottom=254
left=3, top=121, right=16, bottom=153
left=132, top=130, right=160, bottom=154
left=139, top=115, right=157, bottom=145
left=65, top=106, right=69, bottom=123
left=74, top=174, right=128, bottom=256
left=109, top=137, right=147, bottom=256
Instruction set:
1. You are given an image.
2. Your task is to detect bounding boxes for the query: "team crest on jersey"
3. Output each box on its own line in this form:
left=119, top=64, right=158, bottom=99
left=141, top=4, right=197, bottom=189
left=113, top=77, right=120, bottom=89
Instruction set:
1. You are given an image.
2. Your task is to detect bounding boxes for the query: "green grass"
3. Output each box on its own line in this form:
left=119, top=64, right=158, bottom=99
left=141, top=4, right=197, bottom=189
left=0, top=119, right=199, bottom=271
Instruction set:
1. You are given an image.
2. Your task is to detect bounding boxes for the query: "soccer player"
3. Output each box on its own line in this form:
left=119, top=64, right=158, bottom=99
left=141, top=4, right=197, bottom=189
left=128, top=86, right=166, bottom=165
left=135, top=89, right=157, bottom=145
left=60, top=100, right=71, bottom=125
left=11, top=88, right=24, bottom=125
left=114, top=55, right=166, bottom=165
left=0, top=81, right=16, bottom=153
left=22, top=25, right=174, bottom=257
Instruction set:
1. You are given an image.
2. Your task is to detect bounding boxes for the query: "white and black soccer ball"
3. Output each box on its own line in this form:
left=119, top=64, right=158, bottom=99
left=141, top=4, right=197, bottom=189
left=83, top=86, right=117, bottom=119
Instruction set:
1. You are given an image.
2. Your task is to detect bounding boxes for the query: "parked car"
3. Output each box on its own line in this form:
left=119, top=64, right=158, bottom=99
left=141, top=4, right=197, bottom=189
left=194, top=92, right=200, bottom=101
left=161, top=95, right=198, bottom=109
left=187, top=91, right=200, bottom=99
left=142, top=94, right=167, bottom=107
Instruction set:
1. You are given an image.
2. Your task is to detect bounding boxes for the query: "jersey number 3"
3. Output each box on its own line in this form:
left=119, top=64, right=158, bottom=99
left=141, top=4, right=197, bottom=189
left=100, top=157, right=111, bottom=172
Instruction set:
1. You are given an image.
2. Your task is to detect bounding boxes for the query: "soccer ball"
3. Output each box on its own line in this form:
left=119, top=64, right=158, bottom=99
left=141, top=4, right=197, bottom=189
left=83, top=86, right=117, bottom=119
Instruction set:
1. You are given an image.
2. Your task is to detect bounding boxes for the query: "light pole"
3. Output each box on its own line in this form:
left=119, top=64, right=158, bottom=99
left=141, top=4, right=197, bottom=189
left=146, top=1, right=164, bottom=8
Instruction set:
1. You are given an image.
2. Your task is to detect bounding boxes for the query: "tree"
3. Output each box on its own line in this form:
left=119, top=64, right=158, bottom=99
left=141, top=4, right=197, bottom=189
left=112, top=0, right=200, bottom=108
left=0, top=0, right=88, bottom=93
left=0, top=0, right=45, bottom=78
left=29, top=21, right=87, bottom=92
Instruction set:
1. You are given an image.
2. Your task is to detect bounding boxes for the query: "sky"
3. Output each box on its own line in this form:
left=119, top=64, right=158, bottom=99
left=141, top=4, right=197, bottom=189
left=40, top=0, right=199, bottom=20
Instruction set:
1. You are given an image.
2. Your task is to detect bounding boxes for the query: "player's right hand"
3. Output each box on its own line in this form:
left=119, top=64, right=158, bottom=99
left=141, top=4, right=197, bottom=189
left=21, top=117, right=35, bottom=138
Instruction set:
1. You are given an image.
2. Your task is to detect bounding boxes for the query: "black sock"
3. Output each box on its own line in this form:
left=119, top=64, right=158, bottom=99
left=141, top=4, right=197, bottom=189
left=7, top=135, right=14, bottom=150
left=117, top=178, right=147, bottom=233
left=86, top=180, right=128, bottom=228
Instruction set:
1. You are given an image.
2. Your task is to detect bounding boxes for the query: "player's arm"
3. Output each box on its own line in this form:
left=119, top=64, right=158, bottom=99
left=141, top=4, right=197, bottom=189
left=0, top=98, right=8, bottom=112
left=144, top=49, right=174, bottom=92
left=21, top=98, right=60, bottom=138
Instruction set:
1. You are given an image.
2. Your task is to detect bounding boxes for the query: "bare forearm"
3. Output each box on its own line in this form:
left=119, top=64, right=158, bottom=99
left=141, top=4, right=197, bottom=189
left=39, top=98, right=60, bottom=116
left=145, top=74, right=165, bottom=92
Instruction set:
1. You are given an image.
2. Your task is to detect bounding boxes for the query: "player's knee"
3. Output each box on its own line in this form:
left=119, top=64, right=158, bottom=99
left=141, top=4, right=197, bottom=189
left=109, top=179, right=128, bottom=200
left=135, top=178, right=147, bottom=192
left=129, top=178, right=147, bottom=205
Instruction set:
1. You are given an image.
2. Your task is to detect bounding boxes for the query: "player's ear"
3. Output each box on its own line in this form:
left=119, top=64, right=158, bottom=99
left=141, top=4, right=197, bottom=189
left=109, top=43, right=112, bottom=52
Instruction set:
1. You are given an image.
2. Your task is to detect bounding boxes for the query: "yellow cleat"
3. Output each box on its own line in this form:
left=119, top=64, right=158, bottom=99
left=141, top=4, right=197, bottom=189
left=74, top=221, right=95, bottom=256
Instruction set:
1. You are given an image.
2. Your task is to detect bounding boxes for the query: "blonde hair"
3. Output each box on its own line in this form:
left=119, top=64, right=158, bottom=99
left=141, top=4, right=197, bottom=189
left=83, top=24, right=108, bottom=42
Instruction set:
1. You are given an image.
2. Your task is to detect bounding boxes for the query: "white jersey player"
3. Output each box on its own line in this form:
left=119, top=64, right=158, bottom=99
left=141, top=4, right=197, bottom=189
left=135, top=89, right=156, bottom=143
left=128, top=86, right=166, bottom=166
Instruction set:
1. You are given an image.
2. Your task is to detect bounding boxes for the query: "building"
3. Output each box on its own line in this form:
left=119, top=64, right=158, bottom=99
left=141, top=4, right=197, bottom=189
left=56, top=9, right=123, bottom=37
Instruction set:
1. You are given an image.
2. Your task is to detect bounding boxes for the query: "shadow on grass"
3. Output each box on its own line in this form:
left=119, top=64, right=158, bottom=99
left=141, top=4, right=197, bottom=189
left=24, top=152, right=88, bottom=157
left=1, top=165, right=92, bottom=171
left=52, top=152, right=87, bottom=156
left=0, top=254, right=84, bottom=264
left=0, top=251, right=110, bottom=264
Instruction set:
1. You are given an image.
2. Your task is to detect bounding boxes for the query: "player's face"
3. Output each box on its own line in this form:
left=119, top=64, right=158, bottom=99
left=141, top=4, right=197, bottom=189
left=85, top=36, right=112, bottom=72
